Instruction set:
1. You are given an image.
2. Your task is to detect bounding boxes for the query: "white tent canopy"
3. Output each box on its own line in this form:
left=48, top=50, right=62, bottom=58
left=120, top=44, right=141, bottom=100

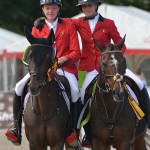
left=0, top=27, right=25, bottom=51
left=73, top=4, right=150, bottom=55
left=0, top=27, right=29, bottom=57
left=4, top=38, right=30, bottom=53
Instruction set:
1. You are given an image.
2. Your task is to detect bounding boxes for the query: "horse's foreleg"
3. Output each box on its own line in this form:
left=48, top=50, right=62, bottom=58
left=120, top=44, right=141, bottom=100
left=115, top=142, right=131, bottom=150
left=92, top=138, right=110, bottom=150
left=50, top=143, right=65, bottom=150
left=29, top=143, right=47, bottom=150
left=132, top=130, right=147, bottom=150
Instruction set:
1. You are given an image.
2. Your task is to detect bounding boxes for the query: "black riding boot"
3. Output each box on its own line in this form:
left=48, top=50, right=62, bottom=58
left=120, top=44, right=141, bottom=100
left=72, top=98, right=83, bottom=131
left=6, top=93, right=23, bottom=145
left=82, top=119, right=91, bottom=148
left=141, top=86, right=150, bottom=129
left=66, top=98, right=83, bottom=147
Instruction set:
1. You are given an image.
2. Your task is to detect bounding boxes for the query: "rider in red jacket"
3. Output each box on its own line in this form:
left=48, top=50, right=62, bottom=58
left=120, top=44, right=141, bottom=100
left=73, top=0, right=150, bottom=148
left=6, top=0, right=82, bottom=146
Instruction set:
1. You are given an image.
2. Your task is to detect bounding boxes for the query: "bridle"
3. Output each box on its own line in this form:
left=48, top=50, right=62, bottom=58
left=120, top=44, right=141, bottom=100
left=98, top=50, right=124, bottom=93
left=28, top=56, right=58, bottom=88
left=94, top=50, right=126, bottom=135
left=29, top=71, right=48, bottom=87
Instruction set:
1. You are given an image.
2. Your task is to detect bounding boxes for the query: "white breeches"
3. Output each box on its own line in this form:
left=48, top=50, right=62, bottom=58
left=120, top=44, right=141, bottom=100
left=80, top=70, right=98, bottom=104
left=15, top=73, right=30, bottom=96
left=125, top=68, right=144, bottom=90
left=57, top=69, right=80, bottom=102
left=80, top=69, right=144, bottom=104
left=15, top=69, right=80, bottom=103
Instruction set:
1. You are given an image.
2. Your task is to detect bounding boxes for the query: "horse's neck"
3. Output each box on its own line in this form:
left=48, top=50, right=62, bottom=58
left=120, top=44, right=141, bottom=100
left=33, top=81, right=58, bottom=115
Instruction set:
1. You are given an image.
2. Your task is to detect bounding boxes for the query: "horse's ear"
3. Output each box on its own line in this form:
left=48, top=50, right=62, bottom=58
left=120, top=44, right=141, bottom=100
left=94, top=39, right=106, bottom=52
left=115, top=34, right=126, bottom=50
left=47, top=28, right=55, bottom=46
left=24, top=25, right=36, bottom=44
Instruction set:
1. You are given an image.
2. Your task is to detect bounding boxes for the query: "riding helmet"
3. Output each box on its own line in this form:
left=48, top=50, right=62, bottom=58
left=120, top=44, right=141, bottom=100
left=76, top=0, right=101, bottom=6
left=40, top=0, right=62, bottom=7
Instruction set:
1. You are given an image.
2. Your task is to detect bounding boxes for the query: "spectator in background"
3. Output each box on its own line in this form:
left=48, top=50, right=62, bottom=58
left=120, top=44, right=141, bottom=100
left=135, top=68, right=147, bottom=87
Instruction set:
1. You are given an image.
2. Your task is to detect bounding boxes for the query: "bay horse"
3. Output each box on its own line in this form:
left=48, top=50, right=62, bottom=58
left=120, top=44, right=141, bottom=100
left=89, top=37, right=147, bottom=150
left=23, top=26, right=71, bottom=150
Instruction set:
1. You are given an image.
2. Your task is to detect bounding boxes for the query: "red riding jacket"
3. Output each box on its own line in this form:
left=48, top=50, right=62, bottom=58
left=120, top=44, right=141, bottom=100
left=71, top=14, right=126, bottom=72
left=32, top=18, right=81, bottom=77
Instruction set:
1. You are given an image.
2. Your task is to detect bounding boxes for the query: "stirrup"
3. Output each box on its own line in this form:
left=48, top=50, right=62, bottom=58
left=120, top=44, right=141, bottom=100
left=6, top=124, right=17, bottom=141
left=65, top=128, right=78, bottom=147
left=5, top=124, right=21, bottom=146
left=82, top=135, right=91, bottom=148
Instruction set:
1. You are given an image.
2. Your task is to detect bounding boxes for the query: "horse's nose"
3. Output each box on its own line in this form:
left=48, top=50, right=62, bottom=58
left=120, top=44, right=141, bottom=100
left=113, top=90, right=125, bottom=102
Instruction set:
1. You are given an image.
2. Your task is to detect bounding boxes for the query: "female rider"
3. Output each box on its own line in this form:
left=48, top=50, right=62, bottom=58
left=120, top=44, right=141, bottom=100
left=6, top=0, right=82, bottom=146
left=73, top=0, right=150, bottom=148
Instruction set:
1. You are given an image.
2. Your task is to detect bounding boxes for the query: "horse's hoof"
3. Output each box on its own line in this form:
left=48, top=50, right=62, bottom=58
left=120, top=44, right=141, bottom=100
left=12, top=141, right=21, bottom=146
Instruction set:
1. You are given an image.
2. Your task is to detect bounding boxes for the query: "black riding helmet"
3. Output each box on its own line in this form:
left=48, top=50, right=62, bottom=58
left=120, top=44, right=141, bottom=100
left=76, top=0, right=101, bottom=12
left=76, top=0, right=101, bottom=6
left=40, top=0, right=62, bottom=7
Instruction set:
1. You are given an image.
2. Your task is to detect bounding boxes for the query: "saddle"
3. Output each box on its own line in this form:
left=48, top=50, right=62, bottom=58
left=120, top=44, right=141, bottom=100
left=81, top=75, right=145, bottom=126
left=124, top=75, right=143, bottom=104
left=54, top=73, right=72, bottom=104
left=84, top=75, right=143, bottom=106
left=22, top=73, right=71, bottom=111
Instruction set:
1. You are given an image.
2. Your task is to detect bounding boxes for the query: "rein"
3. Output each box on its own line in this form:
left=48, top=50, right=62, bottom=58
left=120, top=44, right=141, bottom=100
left=94, top=81, right=124, bottom=123
left=94, top=81, right=124, bottom=146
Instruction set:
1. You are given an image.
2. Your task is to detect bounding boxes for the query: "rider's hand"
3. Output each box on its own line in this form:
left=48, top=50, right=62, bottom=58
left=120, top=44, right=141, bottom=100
left=58, top=57, right=67, bottom=67
left=34, top=17, right=45, bottom=31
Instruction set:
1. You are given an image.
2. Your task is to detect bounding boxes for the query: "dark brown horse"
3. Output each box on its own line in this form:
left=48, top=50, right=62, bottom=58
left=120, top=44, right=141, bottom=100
left=23, top=27, right=71, bottom=150
left=89, top=37, right=147, bottom=150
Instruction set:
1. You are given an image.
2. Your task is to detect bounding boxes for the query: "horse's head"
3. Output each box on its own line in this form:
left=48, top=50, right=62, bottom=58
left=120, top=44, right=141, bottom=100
left=94, top=35, right=127, bottom=102
left=23, top=26, right=56, bottom=96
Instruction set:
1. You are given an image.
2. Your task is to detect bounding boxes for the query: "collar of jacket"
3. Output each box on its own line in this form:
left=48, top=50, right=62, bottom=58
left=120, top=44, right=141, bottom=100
left=83, top=14, right=104, bottom=22
left=58, top=17, right=63, bottom=24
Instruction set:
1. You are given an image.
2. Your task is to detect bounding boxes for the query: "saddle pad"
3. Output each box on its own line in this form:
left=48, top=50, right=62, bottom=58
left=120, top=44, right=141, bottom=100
left=126, top=85, right=139, bottom=104
left=24, top=92, right=30, bottom=110
left=23, top=90, right=70, bottom=112
left=124, top=75, right=142, bottom=105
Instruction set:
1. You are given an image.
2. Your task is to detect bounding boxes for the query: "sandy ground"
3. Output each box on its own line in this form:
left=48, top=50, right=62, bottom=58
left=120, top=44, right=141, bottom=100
left=0, top=129, right=150, bottom=150
left=0, top=129, right=29, bottom=150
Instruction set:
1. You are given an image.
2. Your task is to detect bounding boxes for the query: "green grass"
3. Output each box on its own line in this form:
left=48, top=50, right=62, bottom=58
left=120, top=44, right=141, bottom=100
left=78, top=71, right=86, bottom=88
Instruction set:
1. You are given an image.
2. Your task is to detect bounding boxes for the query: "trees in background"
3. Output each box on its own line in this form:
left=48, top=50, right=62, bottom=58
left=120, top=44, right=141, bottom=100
left=0, top=0, right=149, bottom=34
